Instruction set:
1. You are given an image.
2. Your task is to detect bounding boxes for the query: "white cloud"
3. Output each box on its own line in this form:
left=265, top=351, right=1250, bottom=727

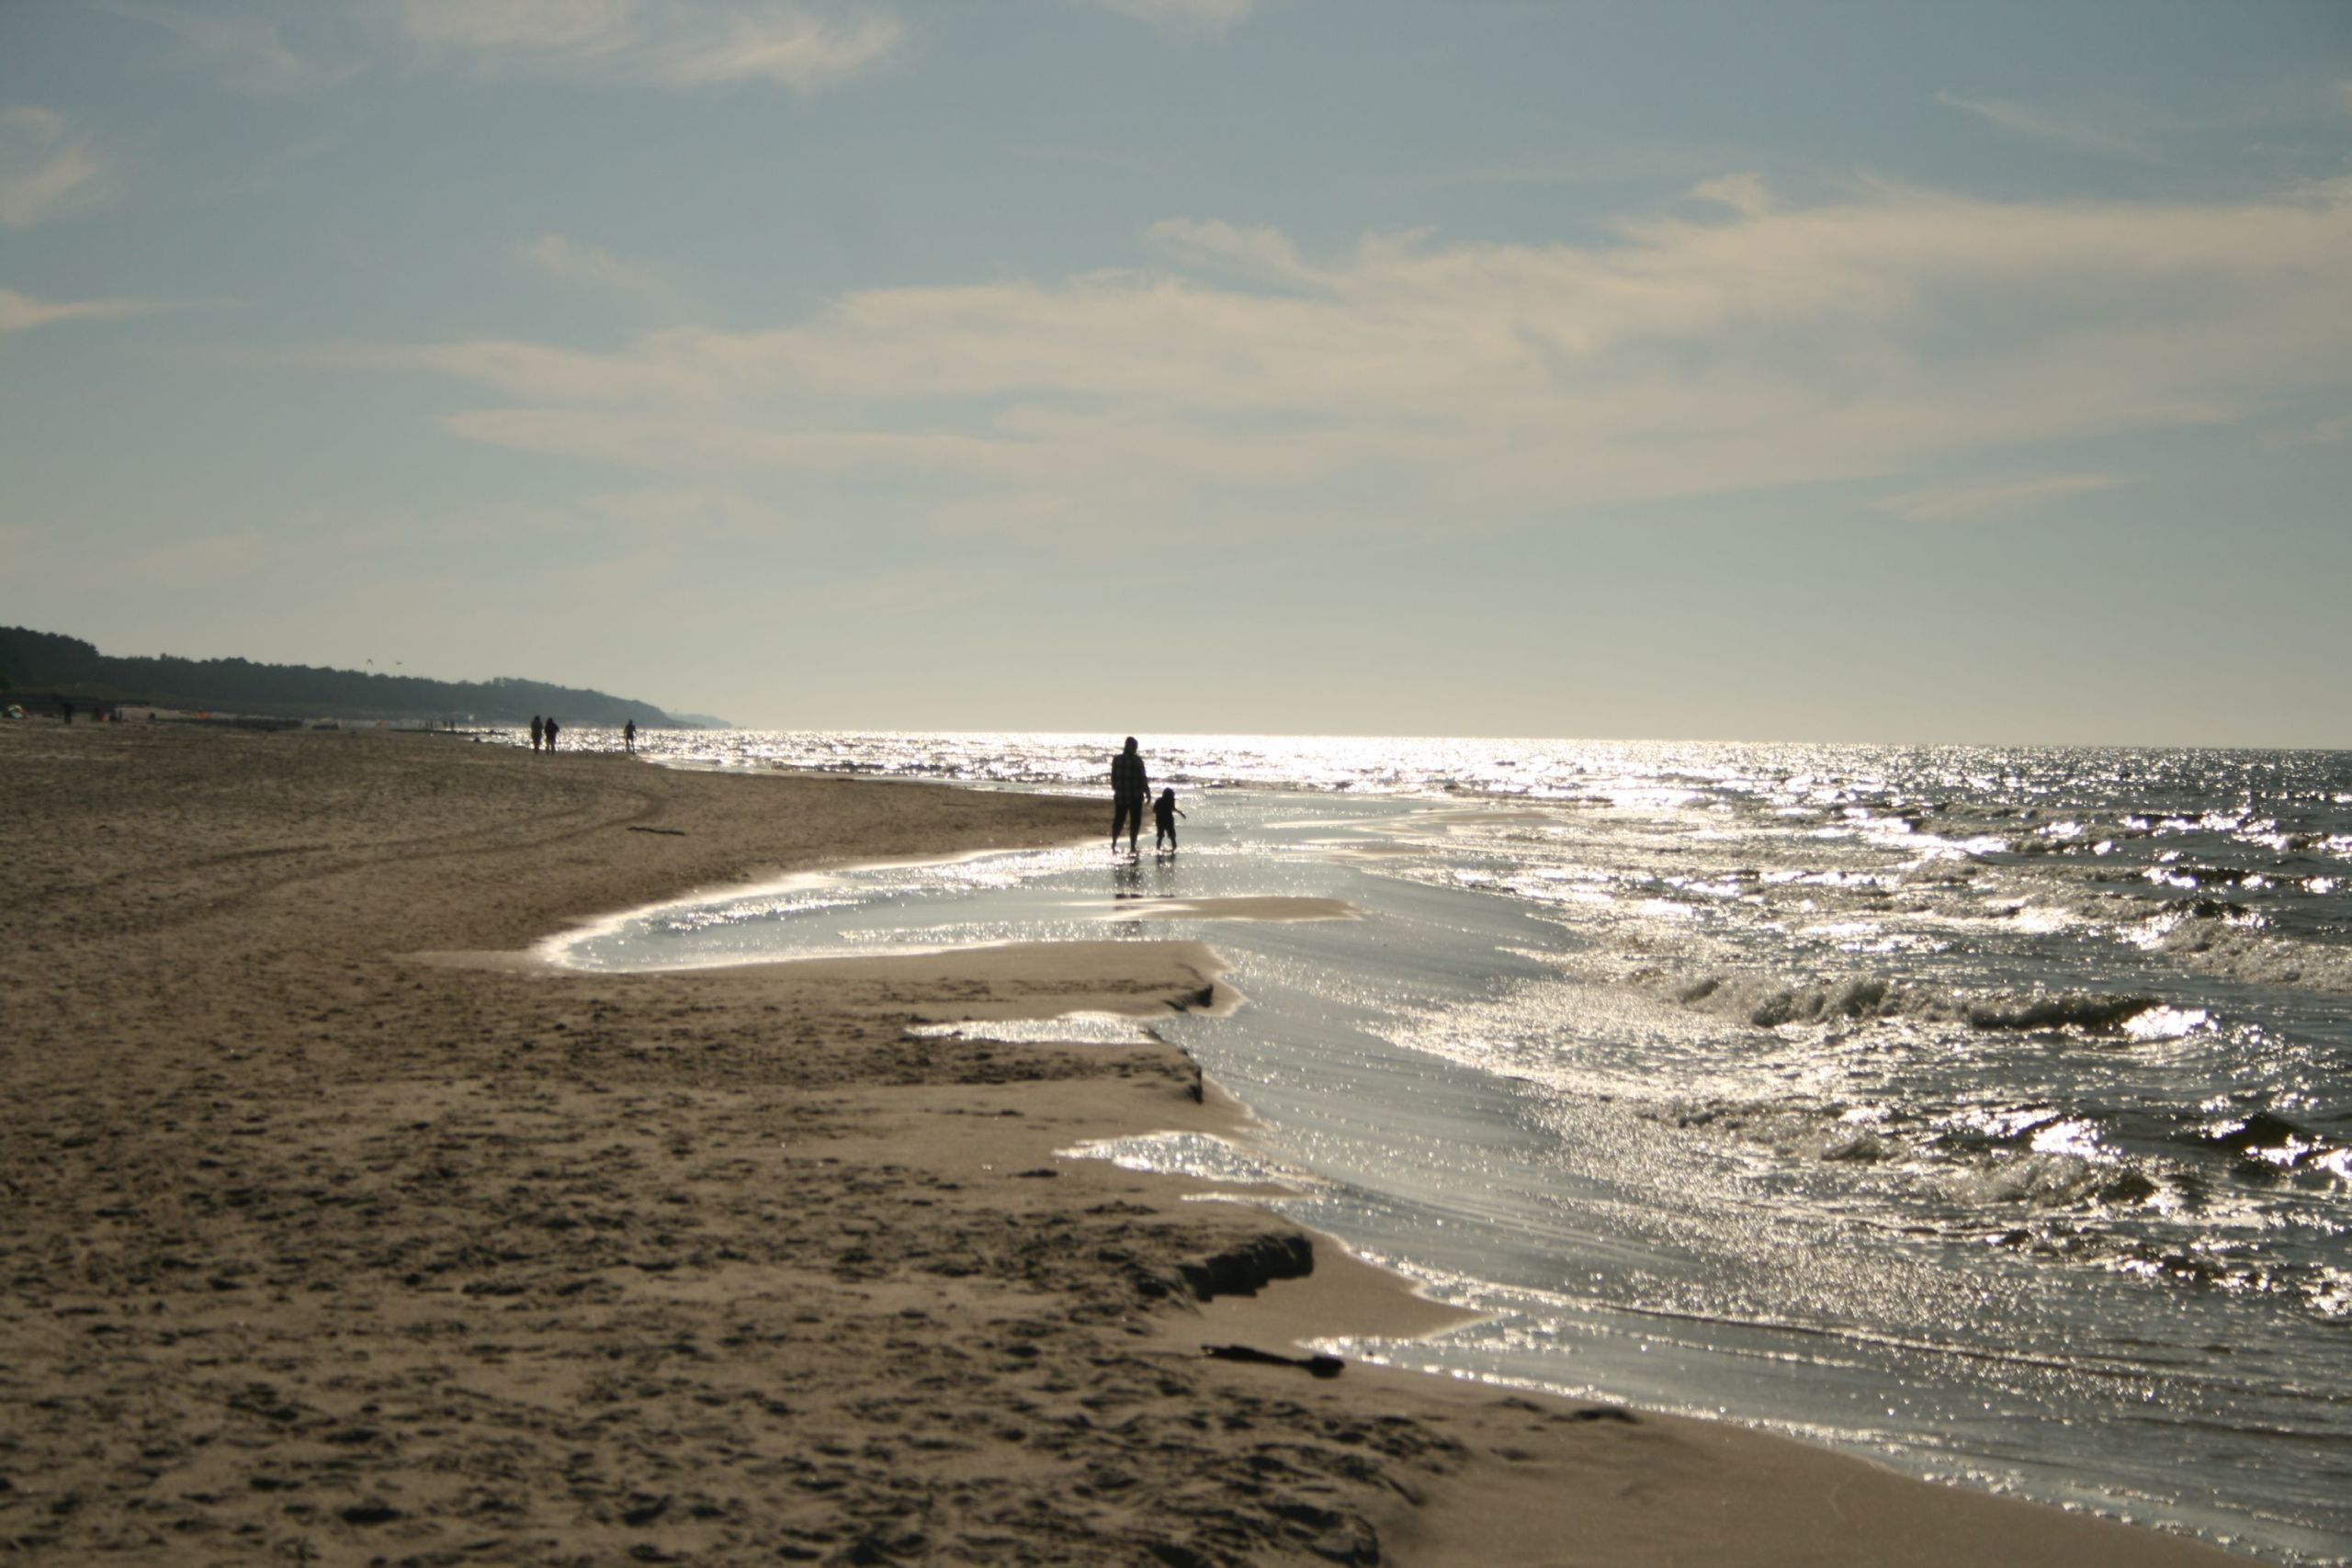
left=379, top=175, right=2352, bottom=532
left=0, top=107, right=105, bottom=227
left=1873, top=472, right=2126, bottom=524
left=1144, top=219, right=1328, bottom=289
left=0, top=287, right=175, bottom=334
left=1689, top=172, right=1773, bottom=218
left=2259, top=411, right=2352, bottom=449
left=0, top=288, right=237, bottom=339
left=373, top=336, right=731, bottom=406
left=114, top=1, right=900, bottom=95
left=517, top=234, right=690, bottom=316
left=1080, top=0, right=1259, bottom=41
left=1935, top=91, right=2154, bottom=160
left=436, top=408, right=1010, bottom=474
left=384, top=0, right=905, bottom=91
left=102, top=4, right=361, bottom=95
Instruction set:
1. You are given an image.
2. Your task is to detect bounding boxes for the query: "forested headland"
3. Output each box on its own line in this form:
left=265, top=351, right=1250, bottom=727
left=0, top=626, right=693, bottom=727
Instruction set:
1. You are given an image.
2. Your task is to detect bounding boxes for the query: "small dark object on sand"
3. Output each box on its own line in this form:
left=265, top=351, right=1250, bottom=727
left=627, top=825, right=688, bottom=836
left=1204, top=1344, right=1344, bottom=1378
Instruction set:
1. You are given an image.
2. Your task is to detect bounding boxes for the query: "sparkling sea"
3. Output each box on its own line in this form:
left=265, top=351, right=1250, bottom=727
left=547, top=730, right=2351, bottom=1563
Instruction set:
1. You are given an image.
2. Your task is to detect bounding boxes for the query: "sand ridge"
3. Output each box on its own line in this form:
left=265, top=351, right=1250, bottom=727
left=1, top=723, right=2246, bottom=1564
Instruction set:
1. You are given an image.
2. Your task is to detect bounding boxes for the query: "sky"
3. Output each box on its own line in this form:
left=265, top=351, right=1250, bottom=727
left=3, top=0, right=2348, bottom=745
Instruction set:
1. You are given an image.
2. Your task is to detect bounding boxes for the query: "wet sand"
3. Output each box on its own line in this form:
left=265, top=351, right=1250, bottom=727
left=0, top=721, right=2246, bottom=1564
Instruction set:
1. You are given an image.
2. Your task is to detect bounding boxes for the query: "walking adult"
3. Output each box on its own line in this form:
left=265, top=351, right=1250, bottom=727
left=544, top=716, right=560, bottom=751
left=623, top=718, right=636, bottom=754
left=529, top=716, right=544, bottom=751
left=1110, top=736, right=1148, bottom=855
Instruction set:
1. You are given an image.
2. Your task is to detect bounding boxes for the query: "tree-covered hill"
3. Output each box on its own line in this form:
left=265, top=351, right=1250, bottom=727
left=0, top=626, right=693, bottom=727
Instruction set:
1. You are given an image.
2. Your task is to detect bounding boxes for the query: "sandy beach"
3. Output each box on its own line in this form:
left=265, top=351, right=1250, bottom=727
left=1, top=722, right=2248, bottom=1565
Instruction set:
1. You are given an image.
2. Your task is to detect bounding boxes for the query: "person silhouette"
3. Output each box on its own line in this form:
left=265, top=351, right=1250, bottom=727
left=1153, top=787, right=1186, bottom=852
left=1110, top=737, right=1148, bottom=856
left=529, top=716, right=544, bottom=751
left=623, top=718, right=636, bottom=754
left=544, top=716, right=560, bottom=751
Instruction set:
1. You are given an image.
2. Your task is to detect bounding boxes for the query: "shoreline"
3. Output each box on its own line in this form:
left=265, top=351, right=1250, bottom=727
left=1, top=722, right=2252, bottom=1563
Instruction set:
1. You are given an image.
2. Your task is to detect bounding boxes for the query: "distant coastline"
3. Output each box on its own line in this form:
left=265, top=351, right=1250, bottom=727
left=0, top=625, right=715, bottom=729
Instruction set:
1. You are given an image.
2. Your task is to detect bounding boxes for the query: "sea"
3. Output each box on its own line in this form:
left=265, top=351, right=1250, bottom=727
left=542, top=730, right=2351, bottom=1564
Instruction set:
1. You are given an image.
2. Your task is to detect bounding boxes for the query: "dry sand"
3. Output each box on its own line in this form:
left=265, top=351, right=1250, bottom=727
left=0, top=722, right=2245, bottom=1565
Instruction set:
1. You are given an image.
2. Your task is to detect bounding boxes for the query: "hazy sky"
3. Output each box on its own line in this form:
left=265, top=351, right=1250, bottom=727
left=4, top=1, right=2348, bottom=744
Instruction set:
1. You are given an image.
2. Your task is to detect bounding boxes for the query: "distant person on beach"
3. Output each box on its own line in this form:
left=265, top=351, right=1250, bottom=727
left=529, top=716, right=543, bottom=751
left=58, top=698, right=74, bottom=726
left=1111, top=737, right=1148, bottom=855
left=624, top=719, right=636, bottom=754
left=544, top=716, right=560, bottom=751
left=1153, top=787, right=1186, bottom=853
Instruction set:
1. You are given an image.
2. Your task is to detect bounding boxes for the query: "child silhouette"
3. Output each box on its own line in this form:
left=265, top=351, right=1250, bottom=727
left=1153, top=788, right=1186, bottom=852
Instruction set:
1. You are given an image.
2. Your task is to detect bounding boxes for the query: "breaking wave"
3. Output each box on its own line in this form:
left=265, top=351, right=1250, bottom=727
left=1665, top=972, right=2168, bottom=1035
left=2135, top=905, right=2352, bottom=993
